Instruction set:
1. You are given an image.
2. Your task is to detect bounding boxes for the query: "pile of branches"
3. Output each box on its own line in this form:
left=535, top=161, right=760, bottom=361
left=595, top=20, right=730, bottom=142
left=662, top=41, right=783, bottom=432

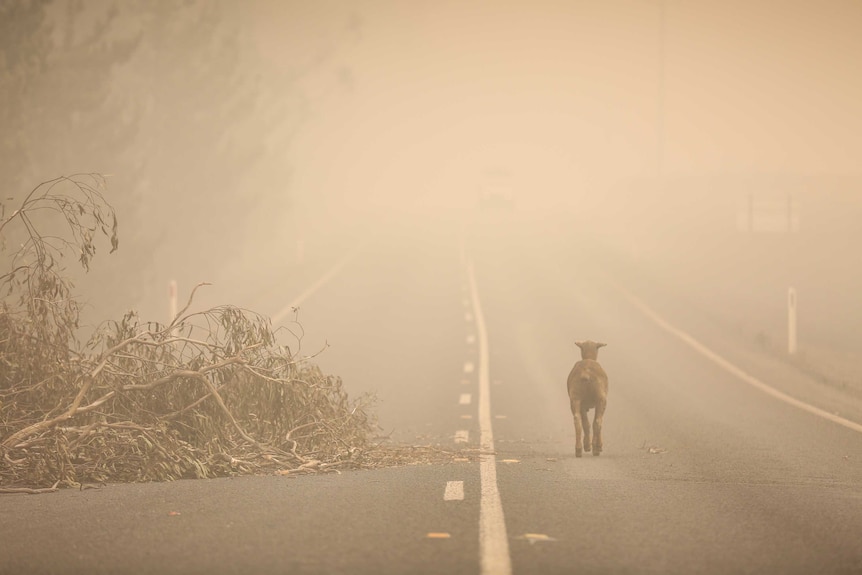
left=0, top=175, right=375, bottom=490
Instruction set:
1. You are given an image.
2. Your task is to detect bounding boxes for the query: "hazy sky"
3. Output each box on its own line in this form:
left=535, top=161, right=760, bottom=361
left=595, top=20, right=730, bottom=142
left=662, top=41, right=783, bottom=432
left=248, top=1, right=862, bottom=214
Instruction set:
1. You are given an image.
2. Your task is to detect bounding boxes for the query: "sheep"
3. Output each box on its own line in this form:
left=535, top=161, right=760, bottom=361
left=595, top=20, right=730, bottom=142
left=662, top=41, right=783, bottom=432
left=566, top=340, right=608, bottom=457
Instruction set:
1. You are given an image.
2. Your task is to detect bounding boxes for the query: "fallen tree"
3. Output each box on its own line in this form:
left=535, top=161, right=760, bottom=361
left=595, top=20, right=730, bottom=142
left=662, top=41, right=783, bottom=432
left=0, top=175, right=380, bottom=490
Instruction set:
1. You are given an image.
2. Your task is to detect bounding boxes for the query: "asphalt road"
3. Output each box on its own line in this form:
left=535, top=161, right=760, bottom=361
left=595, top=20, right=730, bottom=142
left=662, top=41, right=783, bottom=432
left=3, top=210, right=862, bottom=574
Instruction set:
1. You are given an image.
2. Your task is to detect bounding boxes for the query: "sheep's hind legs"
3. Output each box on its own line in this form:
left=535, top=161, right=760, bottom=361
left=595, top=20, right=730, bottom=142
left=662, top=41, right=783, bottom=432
left=580, top=410, right=592, bottom=453
left=592, top=400, right=606, bottom=456
left=572, top=400, right=584, bottom=457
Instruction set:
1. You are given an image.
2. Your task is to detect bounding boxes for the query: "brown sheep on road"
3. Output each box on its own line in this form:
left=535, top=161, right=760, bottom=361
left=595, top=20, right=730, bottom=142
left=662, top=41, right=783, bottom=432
left=567, top=340, right=608, bottom=457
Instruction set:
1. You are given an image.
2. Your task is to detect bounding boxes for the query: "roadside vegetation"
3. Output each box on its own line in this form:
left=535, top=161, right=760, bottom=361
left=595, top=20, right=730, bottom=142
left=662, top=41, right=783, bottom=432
left=0, top=177, right=462, bottom=493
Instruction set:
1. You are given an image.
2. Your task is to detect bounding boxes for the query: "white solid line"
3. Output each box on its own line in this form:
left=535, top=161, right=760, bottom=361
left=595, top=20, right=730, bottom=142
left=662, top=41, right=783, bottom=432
left=455, top=430, right=470, bottom=443
left=444, top=481, right=465, bottom=501
left=271, top=248, right=360, bottom=324
left=609, top=279, right=862, bottom=435
left=466, top=258, right=512, bottom=575
left=459, top=393, right=472, bottom=405
left=464, top=361, right=476, bottom=374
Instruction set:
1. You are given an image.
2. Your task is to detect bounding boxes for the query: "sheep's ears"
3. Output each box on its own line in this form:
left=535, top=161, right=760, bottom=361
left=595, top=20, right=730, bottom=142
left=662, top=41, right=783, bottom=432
left=597, top=342, right=607, bottom=348
left=574, top=340, right=585, bottom=348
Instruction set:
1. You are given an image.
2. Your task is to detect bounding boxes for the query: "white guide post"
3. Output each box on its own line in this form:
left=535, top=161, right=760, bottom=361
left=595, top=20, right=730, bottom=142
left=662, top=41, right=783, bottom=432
left=169, top=280, right=178, bottom=325
left=788, top=287, right=797, bottom=355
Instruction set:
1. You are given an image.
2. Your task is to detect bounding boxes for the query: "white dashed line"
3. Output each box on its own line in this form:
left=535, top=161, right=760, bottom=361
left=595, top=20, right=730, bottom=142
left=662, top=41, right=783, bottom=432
left=463, top=362, right=475, bottom=374
left=466, top=334, right=476, bottom=345
left=444, top=481, right=465, bottom=501
left=459, top=393, right=472, bottom=405
left=465, top=312, right=474, bottom=322
left=455, top=430, right=469, bottom=443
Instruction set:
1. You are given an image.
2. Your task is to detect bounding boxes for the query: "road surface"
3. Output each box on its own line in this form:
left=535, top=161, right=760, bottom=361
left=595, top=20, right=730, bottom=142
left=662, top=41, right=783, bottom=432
left=3, top=211, right=862, bottom=574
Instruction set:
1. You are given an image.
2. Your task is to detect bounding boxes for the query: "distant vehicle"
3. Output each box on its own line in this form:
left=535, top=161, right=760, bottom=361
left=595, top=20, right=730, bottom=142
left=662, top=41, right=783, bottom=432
left=477, top=169, right=515, bottom=211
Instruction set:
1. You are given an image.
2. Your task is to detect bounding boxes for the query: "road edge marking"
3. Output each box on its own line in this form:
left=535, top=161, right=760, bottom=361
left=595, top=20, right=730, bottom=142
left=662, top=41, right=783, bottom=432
left=608, top=277, right=862, bottom=435
left=271, top=248, right=358, bottom=324
left=466, top=258, right=513, bottom=575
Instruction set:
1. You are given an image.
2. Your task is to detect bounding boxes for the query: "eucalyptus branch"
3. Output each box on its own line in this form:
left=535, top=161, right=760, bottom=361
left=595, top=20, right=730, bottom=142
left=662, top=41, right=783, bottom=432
left=169, top=282, right=211, bottom=327
left=1, top=176, right=378, bottom=489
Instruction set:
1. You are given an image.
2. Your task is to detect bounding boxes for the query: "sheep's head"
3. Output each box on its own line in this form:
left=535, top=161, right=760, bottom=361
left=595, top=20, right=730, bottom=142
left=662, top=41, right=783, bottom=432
left=575, top=340, right=606, bottom=360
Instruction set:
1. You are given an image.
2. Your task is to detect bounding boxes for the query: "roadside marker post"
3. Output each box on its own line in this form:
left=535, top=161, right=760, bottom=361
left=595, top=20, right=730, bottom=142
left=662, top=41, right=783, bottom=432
left=788, top=287, right=797, bottom=355
left=609, top=276, right=862, bottom=434
left=169, top=280, right=178, bottom=324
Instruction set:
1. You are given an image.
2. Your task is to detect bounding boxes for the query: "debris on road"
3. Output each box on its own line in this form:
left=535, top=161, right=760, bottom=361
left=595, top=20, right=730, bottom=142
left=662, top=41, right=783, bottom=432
left=515, top=533, right=558, bottom=544
left=640, top=441, right=668, bottom=454
left=0, top=179, right=407, bottom=491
